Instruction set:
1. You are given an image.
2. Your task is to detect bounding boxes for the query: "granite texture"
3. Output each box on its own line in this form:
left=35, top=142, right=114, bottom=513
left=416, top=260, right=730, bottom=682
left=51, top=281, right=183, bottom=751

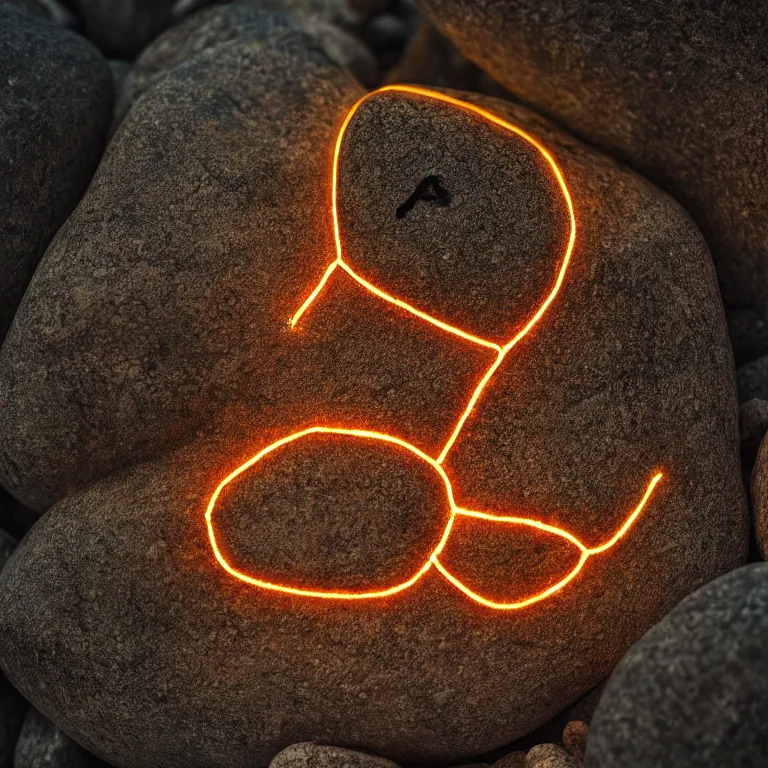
left=419, top=0, right=768, bottom=362
left=752, top=434, right=768, bottom=559
left=736, top=356, right=768, bottom=403
left=112, top=2, right=376, bottom=128
left=0, top=41, right=748, bottom=768
left=68, top=0, right=177, bottom=57
left=586, top=564, right=768, bottom=768
left=269, top=743, right=399, bottom=768
left=0, top=4, right=111, bottom=344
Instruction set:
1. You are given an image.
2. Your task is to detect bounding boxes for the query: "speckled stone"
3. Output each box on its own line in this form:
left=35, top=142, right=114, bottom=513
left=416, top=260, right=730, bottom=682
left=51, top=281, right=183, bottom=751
left=419, top=0, right=768, bottom=361
left=525, top=745, right=576, bottom=768
left=0, top=4, right=111, bottom=344
left=561, top=721, right=588, bottom=764
left=737, top=356, right=768, bottom=403
left=0, top=44, right=747, bottom=768
left=269, top=743, right=400, bottom=768
left=0, top=531, right=15, bottom=574
left=112, top=2, right=376, bottom=127
left=386, top=21, right=508, bottom=98
left=14, top=708, right=105, bottom=768
left=752, top=435, right=768, bottom=559
left=586, top=564, right=768, bottom=768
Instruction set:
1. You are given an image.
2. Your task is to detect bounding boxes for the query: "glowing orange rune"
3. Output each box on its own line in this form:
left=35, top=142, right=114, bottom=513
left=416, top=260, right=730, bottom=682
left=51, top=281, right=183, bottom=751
left=206, top=85, right=665, bottom=610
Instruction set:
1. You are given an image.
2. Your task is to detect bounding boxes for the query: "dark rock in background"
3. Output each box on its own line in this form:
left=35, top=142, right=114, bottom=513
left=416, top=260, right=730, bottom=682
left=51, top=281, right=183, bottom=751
left=419, top=0, right=768, bottom=363
left=385, top=20, right=508, bottom=97
left=269, top=743, right=400, bottom=767
left=63, top=0, right=177, bottom=58
left=0, top=676, right=26, bottom=768
left=0, top=34, right=748, bottom=761
left=586, top=564, right=768, bottom=768
left=492, top=756, right=525, bottom=768
left=752, top=436, right=768, bottom=560
left=14, top=708, right=108, bottom=768
left=112, top=2, right=376, bottom=129
left=524, top=745, right=576, bottom=768
left=0, top=4, right=112, bottom=345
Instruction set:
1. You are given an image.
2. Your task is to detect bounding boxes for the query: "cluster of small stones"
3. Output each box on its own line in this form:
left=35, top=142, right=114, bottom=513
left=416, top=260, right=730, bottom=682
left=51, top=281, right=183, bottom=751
left=0, top=0, right=767, bottom=767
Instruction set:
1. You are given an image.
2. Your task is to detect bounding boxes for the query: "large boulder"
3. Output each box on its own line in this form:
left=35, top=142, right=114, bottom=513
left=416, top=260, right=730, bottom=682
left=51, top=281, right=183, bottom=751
left=585, top=564, right=768, bottom=768
left=0, top=4, right=112, bottom=345
left=0, top=36, right=747, bottom=768
left=418, top=0, right=768, bottom=362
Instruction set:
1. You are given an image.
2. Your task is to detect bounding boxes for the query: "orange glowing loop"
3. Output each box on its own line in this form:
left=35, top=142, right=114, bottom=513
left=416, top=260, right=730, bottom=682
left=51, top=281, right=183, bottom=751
left=206, top=86, right=666, bottom=609
left=206, top=427, right=457, bottom=600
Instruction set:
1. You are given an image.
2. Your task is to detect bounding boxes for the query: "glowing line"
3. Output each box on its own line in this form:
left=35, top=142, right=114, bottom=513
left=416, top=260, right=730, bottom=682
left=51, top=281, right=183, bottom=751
left=437, top=348, right=505, bottom=464
left=338, top=261, right=502, bottom=351
left=205, top=427, right=457, bottom=599
left=207, top=86, right=667, bottom=610
left=431, top=472, right=663, bottom=610
left=291, top=260, right=339, bottom=328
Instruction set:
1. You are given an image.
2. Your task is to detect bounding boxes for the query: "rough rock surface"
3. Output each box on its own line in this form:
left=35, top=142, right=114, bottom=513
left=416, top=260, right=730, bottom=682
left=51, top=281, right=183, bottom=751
left=14, top=708, right=105, bottom=768
left=0, top=40, right=747, bottom=768
left=269, top=743, right=399, bottom=768
left=419, top=0, right=768, bottom=361
left=753, top=436, right=768, bottom=559
left=586, top=564, right=768, bottom=768
left=0, top=526, right=22, bottom=768
left=0, top=4, right=112, bottom=344
left=386, top=21, right=508, bottom=98
left=525, top=744, right=576, bottom=768
left=0, top=531, right=15, bottom=574
left=113, top=2, right=376, bottom=127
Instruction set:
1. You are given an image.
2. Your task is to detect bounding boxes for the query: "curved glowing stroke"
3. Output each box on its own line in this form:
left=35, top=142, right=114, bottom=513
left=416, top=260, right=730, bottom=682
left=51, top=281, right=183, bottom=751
left=289, top=84, right=577, bottom=460
left=206, top=427, right=457, bottom=599
left=432, top=472, right=663, bottom=610
left=206, top=86, right=666, bottom=609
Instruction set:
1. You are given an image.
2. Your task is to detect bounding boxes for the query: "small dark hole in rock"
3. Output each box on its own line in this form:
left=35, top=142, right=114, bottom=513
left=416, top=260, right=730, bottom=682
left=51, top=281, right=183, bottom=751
left=396, top=175, right=452, bottom=219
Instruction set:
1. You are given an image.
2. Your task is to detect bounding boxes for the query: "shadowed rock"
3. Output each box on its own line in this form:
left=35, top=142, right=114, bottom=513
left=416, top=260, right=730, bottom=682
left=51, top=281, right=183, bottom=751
left=752, top=434, right=768, bottom=559
left=0, top=4, right=111, bottom=345
left=0, top=38, right=748, bottom=768
left=586, top=565, right=768, bottom=768
left=269, top=743, right=400, bottom=767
